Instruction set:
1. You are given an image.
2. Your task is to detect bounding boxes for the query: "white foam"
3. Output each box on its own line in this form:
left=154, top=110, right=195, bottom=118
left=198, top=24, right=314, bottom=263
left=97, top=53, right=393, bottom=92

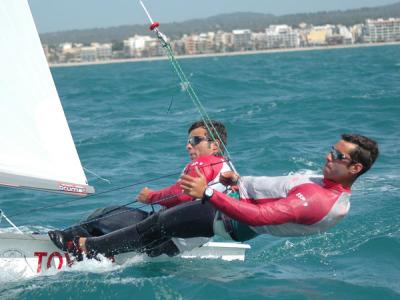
left=0, top=225, right=54, bottom=234
left=0, top=251, right=146, bottom=284
left=180, top=81, right=189, bottom=92
left=290, top=157, right=319, bottom=167
left=287, top=169, right=320, bottom=176
left=0, top=258, right=37, bottom=282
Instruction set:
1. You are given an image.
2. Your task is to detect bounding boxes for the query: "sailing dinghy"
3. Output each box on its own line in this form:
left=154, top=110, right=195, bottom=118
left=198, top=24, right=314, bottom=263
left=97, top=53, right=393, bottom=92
left=0, top=0, right=250, bottom=275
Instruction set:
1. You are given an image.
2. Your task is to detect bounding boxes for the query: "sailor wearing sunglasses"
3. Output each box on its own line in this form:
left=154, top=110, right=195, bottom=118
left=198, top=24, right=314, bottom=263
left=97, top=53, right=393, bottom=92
left=49, top=120, right=236, bottom=257
left=180, top=134, right=379, bottom=240
left=136, top=119, right=231, bottom=208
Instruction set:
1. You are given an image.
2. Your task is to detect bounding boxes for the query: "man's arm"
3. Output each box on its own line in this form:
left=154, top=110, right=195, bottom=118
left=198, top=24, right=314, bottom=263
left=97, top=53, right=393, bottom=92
left=181, top=172, right=330, bottom=226
left=209, top=183, right=337, bottom=226
left=140, top=156, right=224, bottom=208
left=145, top=183, right=192, bottom=208
left=208, top=190, right=300, bottom=226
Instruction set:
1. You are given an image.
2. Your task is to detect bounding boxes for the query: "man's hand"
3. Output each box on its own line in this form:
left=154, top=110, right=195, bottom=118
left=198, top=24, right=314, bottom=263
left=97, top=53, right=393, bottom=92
left=180, top=167, right=207, bottom=199
left=137, top=187, right=154, bottom=203
left=220, top=171, right=239, bottom=186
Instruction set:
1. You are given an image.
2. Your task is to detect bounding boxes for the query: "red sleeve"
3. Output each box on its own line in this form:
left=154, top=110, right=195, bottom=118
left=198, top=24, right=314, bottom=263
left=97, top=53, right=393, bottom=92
left=147, top=183, right=192, bottom=208
left=147, top=156, right=224, bottom=208
left=209, top=183, right=333, bottom=226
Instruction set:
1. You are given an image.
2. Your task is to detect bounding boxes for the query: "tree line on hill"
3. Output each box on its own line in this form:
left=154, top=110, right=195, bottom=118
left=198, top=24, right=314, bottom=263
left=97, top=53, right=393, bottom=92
left=40, top=2, right=400, bottom=46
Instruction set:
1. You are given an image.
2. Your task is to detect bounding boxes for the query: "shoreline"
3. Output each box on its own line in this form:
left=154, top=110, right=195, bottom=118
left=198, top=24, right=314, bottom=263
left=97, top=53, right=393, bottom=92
left=50, top=41, right=400, bottom=68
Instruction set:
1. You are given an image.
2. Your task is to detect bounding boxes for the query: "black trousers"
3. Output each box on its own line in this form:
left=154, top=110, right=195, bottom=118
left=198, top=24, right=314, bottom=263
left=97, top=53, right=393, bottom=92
left=63, top=206, right=150, bottom=238
left=63, top=201, right=216, bottom=257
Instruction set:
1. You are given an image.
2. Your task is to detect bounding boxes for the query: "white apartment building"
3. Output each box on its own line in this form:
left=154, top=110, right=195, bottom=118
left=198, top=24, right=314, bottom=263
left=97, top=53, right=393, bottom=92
left=89, top=43, right=113, bottom=60
left=80, top=46, right=97, bottom=62
left=123, top=35, right=155, bottom=57
left=182, top=33, right=214, bottom=54
left=144, top=39, right=164, bottom=57
left=351, top=24, right=364, bottom=43
left=57, top=42, right=82, bottom=62
left=59, top=43, right=73, bottom=53
left=252, top=32, right=268, bottom=50
left=363, top=18, right=400, bottom=42
left=232, top=29, right=252, bottom=51
left=326, top=25, right=354, bottom=45
left=265, top=25, right=300, bottom=48
left=215, top=31, right=233, bottom=51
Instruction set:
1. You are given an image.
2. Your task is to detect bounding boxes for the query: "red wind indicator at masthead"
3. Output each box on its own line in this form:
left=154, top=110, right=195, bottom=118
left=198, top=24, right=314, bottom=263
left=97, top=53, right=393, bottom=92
left=149, top=22, right=160, bottom=31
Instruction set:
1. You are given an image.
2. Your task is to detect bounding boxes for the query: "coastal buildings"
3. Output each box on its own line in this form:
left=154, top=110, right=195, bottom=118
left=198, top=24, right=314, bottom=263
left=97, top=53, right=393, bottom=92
left=123, top=35, right=155, bottom=57
left=307, top=25, right=334, bottom=46
left=265, top=25, right=300, bottom=48
left=326, top=25, right=353, bottom=45
left=232, top=29, right=253, bottom=51
left=95, top=43, right=112, bottom=60
left=363, top=18, right=400, bottom=42
left=80, top=46, right=97, bottom=62
left=54, top=42, right=112, bottom=62
left=182, top=32, right=215, bottom=55
left=44, top=17, right=400, bottom=64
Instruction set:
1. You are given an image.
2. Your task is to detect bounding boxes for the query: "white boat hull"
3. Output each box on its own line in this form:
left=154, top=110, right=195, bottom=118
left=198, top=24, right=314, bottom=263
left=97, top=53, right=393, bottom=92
left=0, top=233, right=250, bottom=275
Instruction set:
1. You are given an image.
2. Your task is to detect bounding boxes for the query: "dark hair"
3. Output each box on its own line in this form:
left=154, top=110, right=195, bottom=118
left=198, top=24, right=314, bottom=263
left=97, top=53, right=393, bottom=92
left=341, top=134, right=379, bottom=177
left=188, top=120, right=227, bottom=148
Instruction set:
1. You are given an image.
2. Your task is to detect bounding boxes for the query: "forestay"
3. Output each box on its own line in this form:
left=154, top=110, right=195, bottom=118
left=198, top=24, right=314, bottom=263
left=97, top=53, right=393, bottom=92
left=0, top=0, right=94, bottom=195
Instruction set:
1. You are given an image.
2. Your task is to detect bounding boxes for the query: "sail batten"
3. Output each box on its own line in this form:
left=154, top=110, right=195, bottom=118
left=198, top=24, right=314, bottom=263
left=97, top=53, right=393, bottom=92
left=0, top=0, right=94, bottom=195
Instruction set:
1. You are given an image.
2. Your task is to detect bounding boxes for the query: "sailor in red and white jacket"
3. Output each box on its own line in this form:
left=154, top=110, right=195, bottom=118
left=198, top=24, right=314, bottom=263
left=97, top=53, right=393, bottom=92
left=137, top=122, right=231, bottom=208
left=135, top=120, right=233, bottom=252
left=180, top=134, right=379, bottom=238
left=207, top=174, right=350, bottom=237
left=142, top=155, right=230, bottom=208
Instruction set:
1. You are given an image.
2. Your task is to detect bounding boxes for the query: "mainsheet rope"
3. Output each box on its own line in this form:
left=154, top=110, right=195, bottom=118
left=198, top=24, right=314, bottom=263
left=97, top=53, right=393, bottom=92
left=74, top=180, right=227, bottom=228
left=6, top=160, right=229, bottom=220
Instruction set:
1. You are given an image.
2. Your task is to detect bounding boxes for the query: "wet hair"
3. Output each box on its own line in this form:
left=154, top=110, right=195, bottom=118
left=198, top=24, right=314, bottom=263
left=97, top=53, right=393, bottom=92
left=341, top=134, right=379, bottom=177
left=188, top=120, right=227, bottom=151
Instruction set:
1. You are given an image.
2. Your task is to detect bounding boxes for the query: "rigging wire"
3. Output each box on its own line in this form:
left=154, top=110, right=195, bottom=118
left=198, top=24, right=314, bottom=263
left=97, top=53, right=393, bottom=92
left=7, top=170, right=181, bottom=219
left=83, top=167, right=112, bottom=184
left=139, top=0, right=246, bottom=196
left=139, top=1, right=231, bottom=160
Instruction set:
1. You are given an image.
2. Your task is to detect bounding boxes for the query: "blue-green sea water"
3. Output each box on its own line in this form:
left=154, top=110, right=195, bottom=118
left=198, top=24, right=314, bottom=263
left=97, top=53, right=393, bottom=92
left=1, top=45, right=399, bottom=299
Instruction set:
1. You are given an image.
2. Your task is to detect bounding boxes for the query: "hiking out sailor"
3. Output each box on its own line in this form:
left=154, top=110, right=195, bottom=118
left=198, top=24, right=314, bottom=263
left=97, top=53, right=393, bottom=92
left=181, top=134, right=379, bottom=240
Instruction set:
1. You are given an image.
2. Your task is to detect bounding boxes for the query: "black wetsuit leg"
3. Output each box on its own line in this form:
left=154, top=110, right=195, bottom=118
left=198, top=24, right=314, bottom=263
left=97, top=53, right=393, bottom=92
left=85, top=201, right=216, bottom=257
left=59, top=206, right=150, bottom=241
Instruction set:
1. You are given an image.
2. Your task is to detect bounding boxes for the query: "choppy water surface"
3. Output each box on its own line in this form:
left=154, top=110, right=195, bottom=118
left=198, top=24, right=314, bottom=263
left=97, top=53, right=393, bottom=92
left=1, top=45, right=399, bottom=299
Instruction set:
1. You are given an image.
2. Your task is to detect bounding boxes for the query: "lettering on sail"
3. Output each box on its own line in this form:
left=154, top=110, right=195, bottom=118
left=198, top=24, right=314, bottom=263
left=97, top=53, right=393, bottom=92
left=58, top=183, right=86, bottom=194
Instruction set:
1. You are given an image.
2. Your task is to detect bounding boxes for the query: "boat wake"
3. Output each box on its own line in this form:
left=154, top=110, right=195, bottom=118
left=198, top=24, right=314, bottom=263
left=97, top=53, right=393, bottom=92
left=0, top=244, right=146, bottom=283
left=0, top=226, right=147, bottom=282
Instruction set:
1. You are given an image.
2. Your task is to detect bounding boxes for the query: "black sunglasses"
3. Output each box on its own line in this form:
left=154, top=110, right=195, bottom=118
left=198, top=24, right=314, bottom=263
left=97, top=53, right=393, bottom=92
left=330, top=146, right=351, bottom=161
left=187, top=136, right=210, bottom=146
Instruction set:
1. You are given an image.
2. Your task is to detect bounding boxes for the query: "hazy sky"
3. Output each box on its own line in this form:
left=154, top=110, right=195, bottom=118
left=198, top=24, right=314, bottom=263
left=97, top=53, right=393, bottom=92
left=29, top=0, right=399, bottom=33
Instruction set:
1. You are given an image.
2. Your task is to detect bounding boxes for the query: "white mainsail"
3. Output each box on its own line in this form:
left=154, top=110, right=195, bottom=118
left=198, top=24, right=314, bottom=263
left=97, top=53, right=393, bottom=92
left=0, top=0, right=94, bottom=195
